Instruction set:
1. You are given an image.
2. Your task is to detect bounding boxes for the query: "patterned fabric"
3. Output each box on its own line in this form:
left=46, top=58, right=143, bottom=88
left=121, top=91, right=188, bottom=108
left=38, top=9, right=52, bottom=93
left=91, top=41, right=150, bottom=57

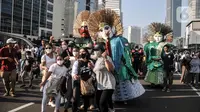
left=112, top=80, right=145, bottom=101
left=144, top=70, right=164, bottom=84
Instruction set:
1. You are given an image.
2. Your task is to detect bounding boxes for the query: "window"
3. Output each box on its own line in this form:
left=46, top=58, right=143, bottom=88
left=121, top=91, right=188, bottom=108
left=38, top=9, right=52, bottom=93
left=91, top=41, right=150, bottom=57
left=48, top=0, right=53, bottom=3
left=47, top=4, right=53, bottom=12
left=47, top=31, right=52, bottom=37
left=41, top=30, right=45, bottom=36
left=40, top=0, right=47, bottom=27
left=47, top=21, right=52, bottom=29
left=47, top=13, right=53, bottom=20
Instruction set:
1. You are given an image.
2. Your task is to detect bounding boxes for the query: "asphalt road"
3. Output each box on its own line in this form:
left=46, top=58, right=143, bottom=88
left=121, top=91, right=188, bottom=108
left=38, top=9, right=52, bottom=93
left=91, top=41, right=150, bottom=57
left=0, top=74, right=200, bottom=112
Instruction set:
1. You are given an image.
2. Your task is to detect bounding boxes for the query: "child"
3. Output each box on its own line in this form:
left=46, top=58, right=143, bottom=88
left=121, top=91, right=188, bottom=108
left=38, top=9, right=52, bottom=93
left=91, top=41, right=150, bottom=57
left=20, top=51, right=35, bottom=88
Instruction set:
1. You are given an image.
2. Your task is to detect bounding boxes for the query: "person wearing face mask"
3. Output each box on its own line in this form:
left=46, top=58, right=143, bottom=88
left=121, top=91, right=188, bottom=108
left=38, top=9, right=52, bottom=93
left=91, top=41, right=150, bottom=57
left=20, top=51, right=35, bottom=88
left=189, top=53, right=200, bottom=87
left=71, top=48, right=95, bottom=112
left=40, top=55, right=69, bottom=112
left=69, top=47, right=79, bottom=69
left=87, top=9, right=145, bottom=103
left=93, top=43, right=116, bottom=112
left=40, top=44, right=57, bottom=107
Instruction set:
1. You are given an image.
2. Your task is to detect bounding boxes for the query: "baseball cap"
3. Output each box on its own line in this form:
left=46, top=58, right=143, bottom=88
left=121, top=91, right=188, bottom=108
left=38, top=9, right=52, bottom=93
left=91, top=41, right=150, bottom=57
left=6, top=38, right=16, bottom=44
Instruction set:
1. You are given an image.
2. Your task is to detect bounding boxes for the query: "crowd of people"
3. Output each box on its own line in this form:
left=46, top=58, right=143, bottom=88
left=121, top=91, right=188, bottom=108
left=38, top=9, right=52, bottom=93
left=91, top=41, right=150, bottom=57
left=1, top=8, right=200, bottom=112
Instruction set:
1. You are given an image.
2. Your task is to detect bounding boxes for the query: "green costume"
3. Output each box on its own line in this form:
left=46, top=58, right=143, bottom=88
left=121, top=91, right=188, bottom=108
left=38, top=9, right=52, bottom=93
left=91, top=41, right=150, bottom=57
left=144, top=41, right=164, bottom=84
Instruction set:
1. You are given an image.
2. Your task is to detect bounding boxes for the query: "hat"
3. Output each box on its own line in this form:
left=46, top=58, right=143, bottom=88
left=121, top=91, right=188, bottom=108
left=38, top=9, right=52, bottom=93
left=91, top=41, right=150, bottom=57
left=6, top=38, right=16, bottom=44
left=93, top=43, right=105, bottom=52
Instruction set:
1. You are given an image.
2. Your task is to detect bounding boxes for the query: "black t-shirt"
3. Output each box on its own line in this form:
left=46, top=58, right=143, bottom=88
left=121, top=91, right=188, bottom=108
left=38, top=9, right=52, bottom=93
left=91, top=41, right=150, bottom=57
left=78, top=60, right=92, bottom=81
left=162, top=52, right=174, bottom=71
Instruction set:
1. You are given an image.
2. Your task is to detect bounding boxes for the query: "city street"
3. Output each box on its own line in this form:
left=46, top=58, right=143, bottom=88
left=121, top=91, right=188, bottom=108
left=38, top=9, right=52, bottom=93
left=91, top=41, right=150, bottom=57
left=0, top=74, right=200, bottom=112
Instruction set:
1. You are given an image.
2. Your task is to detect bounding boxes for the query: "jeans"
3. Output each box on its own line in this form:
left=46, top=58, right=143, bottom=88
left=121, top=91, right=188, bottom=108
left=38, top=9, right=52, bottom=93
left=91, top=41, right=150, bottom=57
left=163, top=70, right=173, bottom=89
left=41, top=82, right=61, bottom=112
left=96, top=90, right=114, bottom=112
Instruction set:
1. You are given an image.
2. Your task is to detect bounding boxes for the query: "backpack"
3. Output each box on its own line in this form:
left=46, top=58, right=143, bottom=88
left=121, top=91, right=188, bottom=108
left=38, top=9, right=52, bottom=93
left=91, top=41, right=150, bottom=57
left=58, top=70, right=72, bottom=97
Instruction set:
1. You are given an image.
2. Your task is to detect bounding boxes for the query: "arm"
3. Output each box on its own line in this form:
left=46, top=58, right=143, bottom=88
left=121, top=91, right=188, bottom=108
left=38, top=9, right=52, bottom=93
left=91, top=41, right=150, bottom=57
left=40, top=71, right=52, bottom=87
left=71, top=61, right=79, bottom=80
left=40, top=55, right=48, bottom=71
left=104, top=56, right=114, bottom=72
left=180, top=65, right=186, bottom=82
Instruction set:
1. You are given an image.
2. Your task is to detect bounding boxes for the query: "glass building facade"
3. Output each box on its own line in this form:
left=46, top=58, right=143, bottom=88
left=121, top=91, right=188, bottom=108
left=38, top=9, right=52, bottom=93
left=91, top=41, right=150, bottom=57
left=0, top=0, right=53, bottom=38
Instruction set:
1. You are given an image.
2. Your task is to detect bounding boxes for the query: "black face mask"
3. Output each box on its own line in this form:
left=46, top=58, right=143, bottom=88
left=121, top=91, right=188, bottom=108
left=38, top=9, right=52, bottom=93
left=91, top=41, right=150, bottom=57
left=80, top=53, right=86, bottom=59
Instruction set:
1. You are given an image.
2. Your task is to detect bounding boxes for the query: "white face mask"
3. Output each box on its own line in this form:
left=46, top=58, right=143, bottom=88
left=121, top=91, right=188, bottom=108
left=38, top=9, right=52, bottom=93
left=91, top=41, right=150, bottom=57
left=94, top=51, right=102, bottom=57
left=73, top=52, right=79, bottom=57
left=57, top=60, right=64, bottom=65
left=46, top=49, right=52, bottom=54
left=62, top=45, right=67, bottom=50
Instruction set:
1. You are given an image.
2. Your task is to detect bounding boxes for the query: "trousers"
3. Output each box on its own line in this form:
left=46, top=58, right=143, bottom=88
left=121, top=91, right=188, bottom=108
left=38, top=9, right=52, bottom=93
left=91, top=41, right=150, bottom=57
left=1, top=69, right=17, bottom=94
left=163, top=70, right=173, bottom=88
left=96, top=90, right=114, bottom=112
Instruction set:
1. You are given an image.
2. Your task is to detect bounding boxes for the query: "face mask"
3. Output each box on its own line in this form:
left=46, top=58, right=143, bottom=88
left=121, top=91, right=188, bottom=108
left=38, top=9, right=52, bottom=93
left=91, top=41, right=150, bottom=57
left=80, top=53, right=86, bottom=59
left=88, top=49, right=93, bottom=54
left=94, top=51, right=102, bottom=57
left=57, top=60, right=64, bottom=65
left=73, top=52, right=79, bottom=56
left=46, top=49, right=52, bottom=54
left=62, top=45, right=67, bottom=50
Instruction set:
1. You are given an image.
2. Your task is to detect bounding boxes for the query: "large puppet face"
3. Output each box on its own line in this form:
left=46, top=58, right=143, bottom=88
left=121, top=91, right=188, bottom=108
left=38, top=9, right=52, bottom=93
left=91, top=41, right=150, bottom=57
left=79, top=21, right=89, bottom=38
left=98, top=23, right=114, bottom=40
left=166, top=35, right=173, bottom=43
left=154, top=32, right=163, bottom=42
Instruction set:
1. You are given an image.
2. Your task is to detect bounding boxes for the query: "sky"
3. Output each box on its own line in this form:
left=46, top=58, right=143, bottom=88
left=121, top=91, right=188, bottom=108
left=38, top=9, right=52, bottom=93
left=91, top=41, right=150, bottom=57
left=122, top=0, right=166, bottom=28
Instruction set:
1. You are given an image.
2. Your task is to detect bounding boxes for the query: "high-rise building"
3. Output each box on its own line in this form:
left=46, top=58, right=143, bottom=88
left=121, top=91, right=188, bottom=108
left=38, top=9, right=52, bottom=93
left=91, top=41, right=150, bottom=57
left=98, top=0, right=121, bottom=16
left=127, top=26, right=141, bottom=44
left=60, top=0, right=98, bottom=37
left=166, top=0, right=182, bottom=38
left=0, top=0, right=53, bottom=40
left=185, top=0, right=200, bottom=48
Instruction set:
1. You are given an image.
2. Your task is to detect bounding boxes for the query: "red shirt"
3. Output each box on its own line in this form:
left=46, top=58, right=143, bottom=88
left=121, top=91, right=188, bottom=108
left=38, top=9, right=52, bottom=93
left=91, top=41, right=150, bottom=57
left=0, top=47, right=17, bottom=71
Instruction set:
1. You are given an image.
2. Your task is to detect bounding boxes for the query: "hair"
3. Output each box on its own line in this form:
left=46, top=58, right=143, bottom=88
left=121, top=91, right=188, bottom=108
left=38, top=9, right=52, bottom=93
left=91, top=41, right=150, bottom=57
left=164, top=45, right=170, bottom=49
left=45, top=43, right=53, bottom=48
left=56, top=54, right=64, bottom=59
left=79, top=47, right=90, bottom=60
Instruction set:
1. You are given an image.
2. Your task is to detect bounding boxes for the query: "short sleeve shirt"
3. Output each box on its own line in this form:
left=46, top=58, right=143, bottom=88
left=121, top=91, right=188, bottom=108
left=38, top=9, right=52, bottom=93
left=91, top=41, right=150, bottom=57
left=0, top=47, right=17, bottom=71
left=41, top=54, right=56, bottom=68
left=48, top=63, right=68, bottom=79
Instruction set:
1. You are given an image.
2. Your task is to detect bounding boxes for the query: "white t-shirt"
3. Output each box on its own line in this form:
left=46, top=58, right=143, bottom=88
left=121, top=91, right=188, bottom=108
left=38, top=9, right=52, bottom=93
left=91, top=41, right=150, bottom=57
left=41, top=54, right=56, bottom=68
left=48, top=63, right=68, bottom=79
left=69, top=57, right=76, bottom=69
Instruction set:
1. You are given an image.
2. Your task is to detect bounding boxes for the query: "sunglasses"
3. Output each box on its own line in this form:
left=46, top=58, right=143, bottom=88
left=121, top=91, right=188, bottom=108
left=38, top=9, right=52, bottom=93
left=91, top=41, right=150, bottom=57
left=46, top=47, right=52, bottom=49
